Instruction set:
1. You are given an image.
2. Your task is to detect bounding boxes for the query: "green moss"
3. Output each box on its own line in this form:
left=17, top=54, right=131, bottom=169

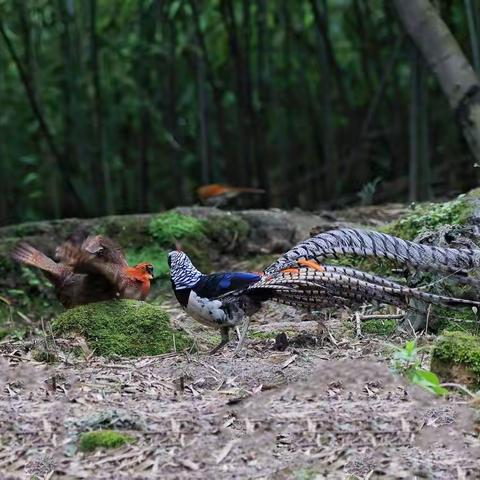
left=78, top=430, right=134, bottom=452
left=362, top=319, right=397, bottom=336
left=52, top=300, right=192, bottom=357
left=433, top=307, right=480, bottom=334
left=431, top=331, right=480, bottom=385
left=381, top=195, right=474, bottom=241
left=149, top=211, right=206, bottom=247
left=250, top=330, right=280, bottom=340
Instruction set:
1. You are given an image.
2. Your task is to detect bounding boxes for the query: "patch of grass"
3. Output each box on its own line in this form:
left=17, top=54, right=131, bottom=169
left=362, top=319, right=397, bottom=336
left=52, top=300, right=192, bottom=357
left=431, top=331, right=480, bottom=385
left=78, top=430, right=134, bottom=453
left=381, top=195, right=474, bottom=241
left=149, top=211, right=206, bottom=247
left=250, top=330, right=279, bottom=340
left=433, top=307, right=480, bottom=335
left=0, top=327, right=10, bottom=340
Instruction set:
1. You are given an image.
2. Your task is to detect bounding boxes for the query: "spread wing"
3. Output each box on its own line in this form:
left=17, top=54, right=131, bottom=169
left=56, top=233, right=128, bottom=288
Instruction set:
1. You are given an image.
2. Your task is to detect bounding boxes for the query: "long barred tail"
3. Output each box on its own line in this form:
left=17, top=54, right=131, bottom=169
left=247, top=267, right=480, bottom=310
left=264, top=228, right=480, bottom=276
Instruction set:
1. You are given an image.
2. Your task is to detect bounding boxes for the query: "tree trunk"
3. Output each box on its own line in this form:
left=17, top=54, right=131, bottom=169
left=394, top=0, right=480, bottom=165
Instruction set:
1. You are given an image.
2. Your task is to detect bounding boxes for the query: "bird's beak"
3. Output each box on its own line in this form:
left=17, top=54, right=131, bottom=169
left=147, top=274, right=154, bottom=280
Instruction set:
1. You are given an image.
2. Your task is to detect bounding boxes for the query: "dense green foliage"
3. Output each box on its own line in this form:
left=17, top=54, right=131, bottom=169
left=78, top=430, right=134, bottom=452
left=1, top=0, right=480, bottom=225
left=52, top=299, right=192, bottom=357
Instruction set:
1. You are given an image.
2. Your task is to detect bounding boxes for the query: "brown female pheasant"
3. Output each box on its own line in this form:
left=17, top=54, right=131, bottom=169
left=11, top=230, right=153, bottom=308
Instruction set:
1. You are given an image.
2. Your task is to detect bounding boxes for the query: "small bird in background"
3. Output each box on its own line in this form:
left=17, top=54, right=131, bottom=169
left=11, top=230, right=153, bottom=308
left=169, top=228, right=480, bottom=353
left=197, top=183, right=265, bottom=207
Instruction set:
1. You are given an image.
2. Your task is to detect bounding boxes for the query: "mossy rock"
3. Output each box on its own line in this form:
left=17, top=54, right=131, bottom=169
left=431, top=331, right=480, bottom=387
left=362, top=319, right=397, bottom=336
left=78, top=430, right=134, bottom=452
left=381, top=192, right=477, bottom=241
left=52, top=300, right=192, bottom=357
left=149, top=211, right=206, bottom=247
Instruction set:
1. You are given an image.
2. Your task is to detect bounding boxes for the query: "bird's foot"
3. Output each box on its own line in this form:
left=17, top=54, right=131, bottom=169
left=209, top=327, right=230, bottom=355
left=234, top=319, right=250, bottom=355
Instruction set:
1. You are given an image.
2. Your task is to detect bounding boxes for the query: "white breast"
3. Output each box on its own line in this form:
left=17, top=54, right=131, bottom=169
left=186, top=291, right=228, bottom=328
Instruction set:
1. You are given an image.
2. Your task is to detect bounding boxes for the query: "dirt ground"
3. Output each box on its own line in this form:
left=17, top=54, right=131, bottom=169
left=1, top=296, right=480, bottom=480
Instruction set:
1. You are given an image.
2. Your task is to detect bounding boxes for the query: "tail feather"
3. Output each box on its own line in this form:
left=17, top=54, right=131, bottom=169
left=11, top=242, right=64, bottom=277
left=229, top=187, right=265, bottom=194
left=249, top=269, right=480, bottom=309
left=265, top=228, right=480, bottom=276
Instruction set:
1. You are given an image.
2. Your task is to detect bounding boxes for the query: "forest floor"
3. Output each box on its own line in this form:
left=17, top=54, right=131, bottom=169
left=1, top=203, right=480, bottom=479
left=1, top=297, right=480, bottom=480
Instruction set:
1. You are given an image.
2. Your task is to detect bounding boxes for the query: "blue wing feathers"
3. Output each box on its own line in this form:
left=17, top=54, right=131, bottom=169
left=195, top=272, right=261, bottom=298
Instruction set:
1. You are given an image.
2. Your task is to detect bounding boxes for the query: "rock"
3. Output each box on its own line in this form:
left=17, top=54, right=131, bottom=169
left=430, top=331, right=480, bottom=388
left=52, top=300, right=192, bottom=357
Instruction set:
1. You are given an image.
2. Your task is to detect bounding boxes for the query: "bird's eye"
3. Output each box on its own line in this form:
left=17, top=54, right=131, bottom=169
left=147, top=265, right=154, bottom=275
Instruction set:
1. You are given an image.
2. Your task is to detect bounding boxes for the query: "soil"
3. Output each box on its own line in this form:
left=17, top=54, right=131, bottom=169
left=1, top=204, right=480, bottom=479
left=1, top=298, right=479, bottom=479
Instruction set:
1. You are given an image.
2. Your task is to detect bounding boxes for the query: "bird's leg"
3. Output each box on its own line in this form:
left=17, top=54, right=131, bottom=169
left=234, top=318, right=251, bottom=354
left=209, top=327, right=230, bottom=354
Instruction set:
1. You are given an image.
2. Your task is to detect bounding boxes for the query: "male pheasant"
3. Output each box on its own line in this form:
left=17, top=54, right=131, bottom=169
left=169, top=228, right=480, bottom=353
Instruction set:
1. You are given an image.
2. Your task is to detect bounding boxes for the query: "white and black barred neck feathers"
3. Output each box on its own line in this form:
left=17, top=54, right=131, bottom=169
left=265, top=228, right=480, bottom=276
left=168, top=251, right=202, bottom=290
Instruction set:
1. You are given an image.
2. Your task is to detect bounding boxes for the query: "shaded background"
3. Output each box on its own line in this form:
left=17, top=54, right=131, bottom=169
left=1, top=0, right=479, bottom=226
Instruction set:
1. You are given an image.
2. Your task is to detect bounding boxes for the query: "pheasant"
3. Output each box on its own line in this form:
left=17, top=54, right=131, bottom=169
left=169, top=228, right=480, bottom=353
left=197, top=183, right=265, bottom=207
left=11, top=231, right=154, bottom=308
